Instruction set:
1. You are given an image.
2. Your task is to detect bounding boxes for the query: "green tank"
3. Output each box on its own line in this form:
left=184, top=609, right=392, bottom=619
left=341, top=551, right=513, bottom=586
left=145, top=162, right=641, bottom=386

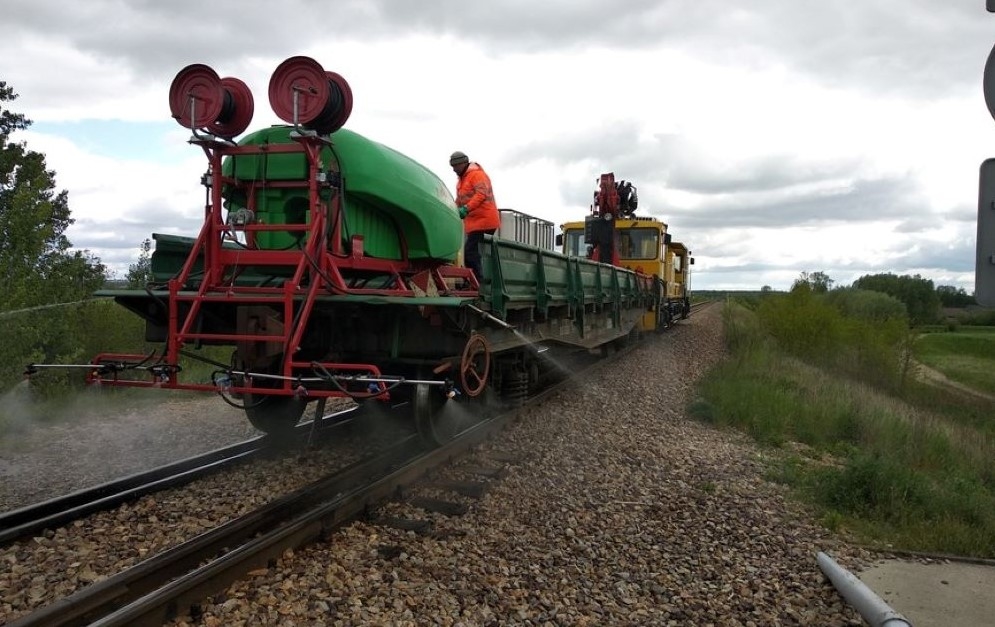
left=222, top=125, right=462, bottom=261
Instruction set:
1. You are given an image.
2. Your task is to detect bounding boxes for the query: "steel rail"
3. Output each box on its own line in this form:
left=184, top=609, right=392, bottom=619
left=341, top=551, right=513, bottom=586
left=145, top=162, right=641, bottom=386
left=0, top=440, right=263, bottom=546
left=89, top=372, right=605, bottom=627
left=5, top=431, right=428, bottom=627
left=0, top=406, right=359, bottom=546
left=6, top=345, right=616, bottom=626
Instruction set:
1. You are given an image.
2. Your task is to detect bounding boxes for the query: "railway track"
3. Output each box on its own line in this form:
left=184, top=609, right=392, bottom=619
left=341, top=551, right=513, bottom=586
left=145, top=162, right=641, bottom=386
left=5, top=300, right=877, bottom=625
left=0, top=439, right=263, bottom=547
left=4, top=306, right=714, bottom=626
left=5, top=330, right=647, bottom=627
left=5, top=434, right=428, bottom=627
left=0, top=405, right=360, bottom=547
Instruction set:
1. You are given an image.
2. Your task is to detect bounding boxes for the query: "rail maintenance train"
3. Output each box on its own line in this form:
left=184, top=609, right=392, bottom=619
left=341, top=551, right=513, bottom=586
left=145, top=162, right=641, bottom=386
left=25, top=56, right=693, bottom=445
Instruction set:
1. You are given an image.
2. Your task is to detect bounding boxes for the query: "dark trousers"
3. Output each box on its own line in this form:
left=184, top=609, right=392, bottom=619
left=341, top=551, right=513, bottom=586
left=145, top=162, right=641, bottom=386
left=464, top=229, right=495, bottom=282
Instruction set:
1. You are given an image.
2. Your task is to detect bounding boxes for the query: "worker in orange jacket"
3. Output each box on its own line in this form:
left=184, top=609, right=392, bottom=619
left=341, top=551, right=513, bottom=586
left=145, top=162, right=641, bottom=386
left=450, top=151, right=500, bottom=283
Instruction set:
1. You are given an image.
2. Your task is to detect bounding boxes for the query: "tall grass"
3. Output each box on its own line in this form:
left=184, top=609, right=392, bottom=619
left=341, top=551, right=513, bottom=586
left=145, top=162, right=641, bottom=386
left=693, top=295, right=995, bottom=557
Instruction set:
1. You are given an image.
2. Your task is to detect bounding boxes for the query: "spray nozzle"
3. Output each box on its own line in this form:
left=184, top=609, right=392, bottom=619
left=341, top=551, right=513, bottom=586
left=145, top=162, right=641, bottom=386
left=294, top=382, right=309, bottom=400
left=96, top=362, right=125, bottom=376
left=444, top=379, right=460, bottom=400
left=214, top=373, right=232, bottom=392
left=149, top=364, right=174, bottom=381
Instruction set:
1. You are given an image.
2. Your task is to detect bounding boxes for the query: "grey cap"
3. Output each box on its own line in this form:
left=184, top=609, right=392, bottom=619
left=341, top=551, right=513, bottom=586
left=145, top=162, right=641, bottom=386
left=449, top=151, right=469, bottom=166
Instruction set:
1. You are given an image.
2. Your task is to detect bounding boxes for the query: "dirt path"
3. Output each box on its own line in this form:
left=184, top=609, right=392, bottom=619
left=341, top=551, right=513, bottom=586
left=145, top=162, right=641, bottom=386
left=913, top=361, right=995, bottom=402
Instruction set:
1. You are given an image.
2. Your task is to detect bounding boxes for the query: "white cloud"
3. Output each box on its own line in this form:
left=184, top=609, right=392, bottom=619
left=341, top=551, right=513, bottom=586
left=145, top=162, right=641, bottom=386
left=19, top=130, right=206, bottom=270
left=2, top=1, right=993, bottom=294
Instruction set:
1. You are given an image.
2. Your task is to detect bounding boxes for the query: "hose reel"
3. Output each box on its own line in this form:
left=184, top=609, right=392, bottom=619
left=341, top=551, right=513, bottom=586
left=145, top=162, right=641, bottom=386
left=167, top=56, right=353, bottom=139
left=168, top=64, right=255, bottom=138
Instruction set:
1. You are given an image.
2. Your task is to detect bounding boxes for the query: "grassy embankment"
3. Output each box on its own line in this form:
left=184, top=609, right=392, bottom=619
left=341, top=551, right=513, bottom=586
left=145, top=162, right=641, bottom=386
left=690, top=289, right=995, bottom=558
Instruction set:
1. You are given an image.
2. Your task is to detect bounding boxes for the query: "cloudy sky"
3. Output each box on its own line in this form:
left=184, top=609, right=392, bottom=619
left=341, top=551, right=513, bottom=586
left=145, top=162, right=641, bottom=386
left=3, top=0, right=994, bottom=292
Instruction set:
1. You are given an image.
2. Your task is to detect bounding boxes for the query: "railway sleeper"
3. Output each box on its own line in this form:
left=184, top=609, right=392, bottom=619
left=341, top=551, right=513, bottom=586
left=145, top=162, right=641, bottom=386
left=408, top=496, right=470, bottom=517
left=429, top=479, right=489, bottom=499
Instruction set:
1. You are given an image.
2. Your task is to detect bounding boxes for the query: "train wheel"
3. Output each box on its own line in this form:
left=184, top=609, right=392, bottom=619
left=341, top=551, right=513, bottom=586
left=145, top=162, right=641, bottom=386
left=244, top=394, right=306, bottom=439
left=414, top=383, right=459, bottom=446
left=502, top=369, right=528, bottom=408
left=527, top=359, right=541, bottom=393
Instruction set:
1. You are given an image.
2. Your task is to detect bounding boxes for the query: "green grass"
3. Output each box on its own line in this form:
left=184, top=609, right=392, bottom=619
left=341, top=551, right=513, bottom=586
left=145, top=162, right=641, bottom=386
left=691, top=300, right=995, bottom=558
left=914, top=329, right=995, bottom=396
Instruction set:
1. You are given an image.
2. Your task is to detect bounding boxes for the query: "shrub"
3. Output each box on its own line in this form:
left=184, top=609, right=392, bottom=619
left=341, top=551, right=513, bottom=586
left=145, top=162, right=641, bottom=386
left=958, top=309, right=995, bottom=326
left=750, top=288, right=910, bottom=390
left=756, top=288, right=843, bottom=362
left=826, top=288, right=907, bottom=324
left=0, top=298, right=147, bottom=397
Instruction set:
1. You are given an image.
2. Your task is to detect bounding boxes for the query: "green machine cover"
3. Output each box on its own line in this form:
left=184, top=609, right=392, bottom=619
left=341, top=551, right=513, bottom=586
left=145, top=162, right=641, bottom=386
left=222, top=126, right=463, bottom=261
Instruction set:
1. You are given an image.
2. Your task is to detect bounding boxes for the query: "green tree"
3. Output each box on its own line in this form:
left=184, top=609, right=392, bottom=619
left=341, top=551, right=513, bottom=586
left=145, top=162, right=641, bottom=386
left=852, top=273, right=940, bottom=326
left=935, top=285, right=974, bottom=308
left=126, top=238, right=153, bottom=288
left=0, top=81, right=108, bottom=393
left=826, top=287, right=908, bottom=323
left=791, top=271, right=834, bottom=294
left=0, top=81, right=106, bottom=310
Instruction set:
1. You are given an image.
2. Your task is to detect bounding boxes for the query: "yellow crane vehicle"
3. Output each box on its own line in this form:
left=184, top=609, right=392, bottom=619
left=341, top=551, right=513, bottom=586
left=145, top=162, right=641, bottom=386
left=557, top=173, right=693, bottom=331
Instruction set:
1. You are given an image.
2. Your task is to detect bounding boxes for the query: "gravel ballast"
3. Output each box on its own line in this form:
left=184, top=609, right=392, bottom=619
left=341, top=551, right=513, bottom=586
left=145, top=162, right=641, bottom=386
left=0, top=393, right=261, bottom=512
left=0, top=392, right=365, bottom=622
left=0, top=305, right=870, bottom=625
left=164, top=305, right=868, bottom=626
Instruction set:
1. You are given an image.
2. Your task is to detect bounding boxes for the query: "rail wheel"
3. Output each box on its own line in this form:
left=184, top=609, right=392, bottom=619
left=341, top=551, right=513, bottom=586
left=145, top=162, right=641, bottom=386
left=502, top=369, right=528, bottom=408
left=460, top=333, right=491, bottom=397
left=527, top=359, right=541, bottom=393
left=414, top=383, right=459, bottom=446
left=600, top=342, right=617, bottom=358
left=244, top=394, right=306, bottom=439
left=656, top=303, right=668, bottom=331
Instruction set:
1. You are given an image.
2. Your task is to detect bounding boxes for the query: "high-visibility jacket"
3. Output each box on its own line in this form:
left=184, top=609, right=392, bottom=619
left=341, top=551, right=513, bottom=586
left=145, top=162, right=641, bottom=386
left=455, top=163, right=500, bottom=233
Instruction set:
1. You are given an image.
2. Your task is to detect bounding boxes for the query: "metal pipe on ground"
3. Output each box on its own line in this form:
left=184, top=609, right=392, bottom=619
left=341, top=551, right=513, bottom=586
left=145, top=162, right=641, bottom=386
left=817, top=551, right=913, bottom=627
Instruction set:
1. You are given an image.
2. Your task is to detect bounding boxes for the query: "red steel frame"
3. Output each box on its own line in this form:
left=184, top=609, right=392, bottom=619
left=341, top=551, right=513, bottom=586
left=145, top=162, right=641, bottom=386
left=88, top=133, right=476, bottom=399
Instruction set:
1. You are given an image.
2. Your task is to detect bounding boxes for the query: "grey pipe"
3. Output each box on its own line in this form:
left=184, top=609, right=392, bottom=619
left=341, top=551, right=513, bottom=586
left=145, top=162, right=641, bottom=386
left=816, top=551, right=913, bottom=627
left=463, top=302, right=514, bottom=330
